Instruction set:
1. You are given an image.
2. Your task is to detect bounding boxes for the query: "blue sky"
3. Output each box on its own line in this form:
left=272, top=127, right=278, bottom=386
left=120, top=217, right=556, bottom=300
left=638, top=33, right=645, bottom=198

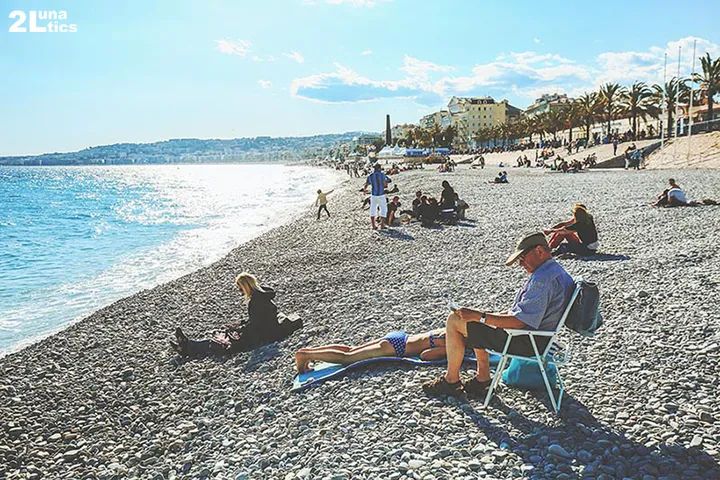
left=1, top=0, right=719, bottom=156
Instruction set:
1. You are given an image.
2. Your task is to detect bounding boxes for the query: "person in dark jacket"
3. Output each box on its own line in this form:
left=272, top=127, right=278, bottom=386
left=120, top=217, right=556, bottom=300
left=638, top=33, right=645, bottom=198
left=439, top=181, right=456, bottom=210
left=171, top=272, right=302, bottom=356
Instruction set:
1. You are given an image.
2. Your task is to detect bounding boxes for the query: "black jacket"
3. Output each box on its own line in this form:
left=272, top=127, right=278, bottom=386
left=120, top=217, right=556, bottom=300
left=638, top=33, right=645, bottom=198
left=225, top=286, right=299, bottom=352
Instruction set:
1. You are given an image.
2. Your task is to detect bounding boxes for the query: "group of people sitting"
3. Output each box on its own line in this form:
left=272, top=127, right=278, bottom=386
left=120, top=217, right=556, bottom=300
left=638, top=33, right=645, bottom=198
left=515, top=155, right=532, bottom=168
left=172, top=230, right=576, bottom=404
left=553, top=157, right=586, bottom=173
left=397, top=181, right=469, bottom=227
left=490, top=171, right=509, bottom=183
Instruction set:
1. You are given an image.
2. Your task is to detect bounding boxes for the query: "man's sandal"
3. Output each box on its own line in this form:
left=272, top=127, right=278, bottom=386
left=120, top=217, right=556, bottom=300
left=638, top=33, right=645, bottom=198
left=462, top=377, right=491, bottom=398
left=422, top=376, right=464, bottom=397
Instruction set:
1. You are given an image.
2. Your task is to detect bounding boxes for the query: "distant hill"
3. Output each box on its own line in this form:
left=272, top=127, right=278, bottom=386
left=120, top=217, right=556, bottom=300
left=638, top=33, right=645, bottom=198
left=0, top=132, right=367, bottom=166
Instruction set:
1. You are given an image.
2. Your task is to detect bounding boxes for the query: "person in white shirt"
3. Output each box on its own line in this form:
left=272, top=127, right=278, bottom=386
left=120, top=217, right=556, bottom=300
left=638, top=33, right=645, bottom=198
left=654, top=178, right=688, bottom=207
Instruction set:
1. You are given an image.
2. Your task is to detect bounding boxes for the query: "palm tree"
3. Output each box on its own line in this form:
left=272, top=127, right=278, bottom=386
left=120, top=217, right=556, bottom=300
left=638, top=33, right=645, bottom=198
left=576, top=92, right=601, bottom=142
left=651, top=77, right=690, bottom=137
left=532, top=112, right=549, bottom=142
left=543, top=109, right=565, bottom=141
left=599, top=83, right=627, bottom=136
left=560, top=102, right=582, bottom=144
left=620, top=82, right=653, bottom=139
left=693, top=53, right=720, bottom=129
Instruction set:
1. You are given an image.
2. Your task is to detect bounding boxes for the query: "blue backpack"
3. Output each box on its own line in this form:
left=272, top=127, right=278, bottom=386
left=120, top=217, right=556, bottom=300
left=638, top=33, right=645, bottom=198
left=565, top=280, right=603, bottom=336
left=502, top=357, right=558, bottom=390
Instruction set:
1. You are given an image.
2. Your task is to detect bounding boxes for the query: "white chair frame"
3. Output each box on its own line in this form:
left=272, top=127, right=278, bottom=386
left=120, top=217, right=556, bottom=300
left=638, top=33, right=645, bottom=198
left=483, top=282, right=582, bottom=414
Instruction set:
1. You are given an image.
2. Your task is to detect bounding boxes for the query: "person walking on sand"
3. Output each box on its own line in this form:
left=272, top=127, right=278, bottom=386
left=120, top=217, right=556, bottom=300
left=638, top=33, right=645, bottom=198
left=363, top=164, right=392, bottom=230
left=315, top=189, right=334, bottom=219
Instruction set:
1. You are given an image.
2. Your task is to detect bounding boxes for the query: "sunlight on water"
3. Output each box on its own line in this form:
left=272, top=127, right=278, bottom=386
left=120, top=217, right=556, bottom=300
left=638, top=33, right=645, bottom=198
left=0, top=164, right=343, bottom=355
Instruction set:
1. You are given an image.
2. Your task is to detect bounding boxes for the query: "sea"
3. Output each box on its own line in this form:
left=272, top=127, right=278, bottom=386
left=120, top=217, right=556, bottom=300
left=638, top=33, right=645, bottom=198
left=0, top=164, right=343, bottom=356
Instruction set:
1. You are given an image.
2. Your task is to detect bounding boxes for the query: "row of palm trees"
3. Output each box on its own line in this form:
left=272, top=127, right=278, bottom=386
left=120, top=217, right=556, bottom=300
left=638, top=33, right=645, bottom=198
left=401, top=53, right=718, bottom=149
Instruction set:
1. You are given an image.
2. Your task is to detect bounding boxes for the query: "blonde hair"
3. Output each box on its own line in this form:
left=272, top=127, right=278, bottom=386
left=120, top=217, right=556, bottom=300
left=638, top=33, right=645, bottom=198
left=235, top=272, right=264, bottom=301
left=572, top=204, right=592, bottom=225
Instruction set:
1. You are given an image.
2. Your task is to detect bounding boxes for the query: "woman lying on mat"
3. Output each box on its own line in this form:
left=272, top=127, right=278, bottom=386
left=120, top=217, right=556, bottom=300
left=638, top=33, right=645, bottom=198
left=295, top=329, right=446, bottom=373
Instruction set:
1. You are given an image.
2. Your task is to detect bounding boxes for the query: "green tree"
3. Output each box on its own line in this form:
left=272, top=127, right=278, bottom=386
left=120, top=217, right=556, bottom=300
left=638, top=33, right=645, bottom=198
left=560, top=102, right=582, bottom=144
left=693, top=52, right=720, bottom=129
left=652, top=77, right=690, bottom=137
left=620, top=82, right=653, bottom=139
left=599, top=83, right=627, bottom=136
left=543, top=109, right=565, bottom=141
left=576, top=92, right=600, bottom=142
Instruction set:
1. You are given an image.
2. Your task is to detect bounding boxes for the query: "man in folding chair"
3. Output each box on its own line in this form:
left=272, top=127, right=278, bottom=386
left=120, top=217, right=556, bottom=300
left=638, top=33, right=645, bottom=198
left=422, top=232, right=574, bottom=398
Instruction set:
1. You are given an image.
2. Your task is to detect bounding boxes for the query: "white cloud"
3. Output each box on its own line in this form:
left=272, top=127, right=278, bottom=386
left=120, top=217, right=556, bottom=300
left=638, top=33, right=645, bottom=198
left=361, top=49, right=373, bottom=56
left=400, top=55, right=453, bottom=78
left=215, top=39, right=252, bottom=57
left=595, top=36, right=720, bottom=85
left=289, top=36, right=720, bottom=106
left=252, top=55, right=276, bottom=62
left=284, top=51, right=305, bottom=64
left=258, top=80, right=272, bottom=89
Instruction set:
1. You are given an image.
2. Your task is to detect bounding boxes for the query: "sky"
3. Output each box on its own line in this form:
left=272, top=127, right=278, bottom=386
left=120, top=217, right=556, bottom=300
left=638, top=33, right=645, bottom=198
left=1, top=0, right=719, bottom=156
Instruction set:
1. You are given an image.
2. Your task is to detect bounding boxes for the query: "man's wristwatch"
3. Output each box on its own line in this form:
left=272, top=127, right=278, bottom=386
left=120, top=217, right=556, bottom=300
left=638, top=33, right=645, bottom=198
left=479, top=311, right=487, bottom=323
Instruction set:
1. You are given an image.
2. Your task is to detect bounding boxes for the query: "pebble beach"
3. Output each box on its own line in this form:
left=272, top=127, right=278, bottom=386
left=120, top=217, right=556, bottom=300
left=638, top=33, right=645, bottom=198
left=1, top=166, right=719, bottom=480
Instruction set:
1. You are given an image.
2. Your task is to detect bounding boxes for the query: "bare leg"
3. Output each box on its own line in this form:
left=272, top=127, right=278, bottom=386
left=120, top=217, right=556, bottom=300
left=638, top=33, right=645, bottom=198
left=444, top=312, right=469, bottom=383
left=298, top=344, right=353, bottom=353
left=296, top=341, right=394, bottom=372
left=473, top=348, right=491, bottom=382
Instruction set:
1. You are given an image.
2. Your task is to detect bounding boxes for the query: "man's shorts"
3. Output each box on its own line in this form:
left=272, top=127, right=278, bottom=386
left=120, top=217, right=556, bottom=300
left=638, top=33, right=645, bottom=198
left=369, top=195, right=387, bottom=217
left=466, top=322, right=550, bottom=357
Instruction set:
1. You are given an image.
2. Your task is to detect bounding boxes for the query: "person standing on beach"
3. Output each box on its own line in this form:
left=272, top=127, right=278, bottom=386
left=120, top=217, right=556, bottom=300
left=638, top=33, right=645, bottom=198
left=315, top=189, right=334, bottom=220
left=363, top=164, right=392, bottom=230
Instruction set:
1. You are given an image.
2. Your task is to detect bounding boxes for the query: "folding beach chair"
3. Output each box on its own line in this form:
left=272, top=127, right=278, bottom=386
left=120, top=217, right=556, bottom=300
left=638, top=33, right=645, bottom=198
left=483, top=281, right=583, bottom=414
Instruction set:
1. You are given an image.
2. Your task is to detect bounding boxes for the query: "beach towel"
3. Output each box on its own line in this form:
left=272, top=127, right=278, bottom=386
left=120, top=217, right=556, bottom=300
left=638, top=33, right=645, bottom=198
left=292, top=354, right=501, bottom=392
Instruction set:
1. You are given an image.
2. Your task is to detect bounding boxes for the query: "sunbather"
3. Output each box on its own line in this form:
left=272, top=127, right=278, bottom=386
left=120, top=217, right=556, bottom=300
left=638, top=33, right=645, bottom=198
left=295, top=329, right=446, bottom=373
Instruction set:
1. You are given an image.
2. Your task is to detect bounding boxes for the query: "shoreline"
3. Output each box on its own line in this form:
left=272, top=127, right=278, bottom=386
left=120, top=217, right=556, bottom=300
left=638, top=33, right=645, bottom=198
left=0, top=164, right=347, bottom=359
left=1, top=166, right=719, bottom=478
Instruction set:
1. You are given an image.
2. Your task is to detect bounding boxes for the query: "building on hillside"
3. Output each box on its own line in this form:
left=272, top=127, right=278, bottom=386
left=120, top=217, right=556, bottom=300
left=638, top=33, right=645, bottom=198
left=348, top=133, right=384, bottom=153
left=419, top=110, right=452, bottom=130
left=524, top=93, right=573, bottom=117
left=447, top=96, right=522, bottom=147
left=391, top=123, right=416, bottom=142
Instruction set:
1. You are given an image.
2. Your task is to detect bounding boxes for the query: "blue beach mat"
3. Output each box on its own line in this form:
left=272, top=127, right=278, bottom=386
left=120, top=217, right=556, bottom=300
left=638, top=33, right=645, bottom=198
left=292, top=353, right=501, bottom=392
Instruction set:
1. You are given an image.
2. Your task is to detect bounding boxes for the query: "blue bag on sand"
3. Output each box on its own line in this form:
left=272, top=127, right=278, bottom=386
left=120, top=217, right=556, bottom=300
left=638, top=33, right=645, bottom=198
left=501, top=357, right=557, bottom=390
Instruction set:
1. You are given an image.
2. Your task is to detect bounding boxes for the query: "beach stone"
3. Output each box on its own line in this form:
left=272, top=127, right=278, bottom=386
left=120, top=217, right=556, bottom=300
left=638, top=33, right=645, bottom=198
left=2, top=167, right=720, bottom=479
left=548, top=444, right=571, bottom=458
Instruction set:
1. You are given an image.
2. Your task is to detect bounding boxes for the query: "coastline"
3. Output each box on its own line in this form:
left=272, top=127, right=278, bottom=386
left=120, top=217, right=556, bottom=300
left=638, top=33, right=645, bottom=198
left=0, top=164, right=347, bottom=359
left=1, top=166, right=719, bottom=479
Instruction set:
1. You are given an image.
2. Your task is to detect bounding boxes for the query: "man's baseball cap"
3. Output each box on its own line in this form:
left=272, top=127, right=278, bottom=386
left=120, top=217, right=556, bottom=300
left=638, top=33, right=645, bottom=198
left=505, top=232, right=549, bottom=266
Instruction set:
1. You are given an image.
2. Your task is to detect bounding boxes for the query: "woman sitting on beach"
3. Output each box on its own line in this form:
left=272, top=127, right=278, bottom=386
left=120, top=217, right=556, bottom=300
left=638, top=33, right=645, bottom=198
left=439, top=180, right=456, bottom=210
left=171, top=272, right=302, bottom=356
left=420, top=197, right=440, bottom=227
left=544, top=204, right=599, bottom=256
left=295, top=329, right=446, bottom=373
